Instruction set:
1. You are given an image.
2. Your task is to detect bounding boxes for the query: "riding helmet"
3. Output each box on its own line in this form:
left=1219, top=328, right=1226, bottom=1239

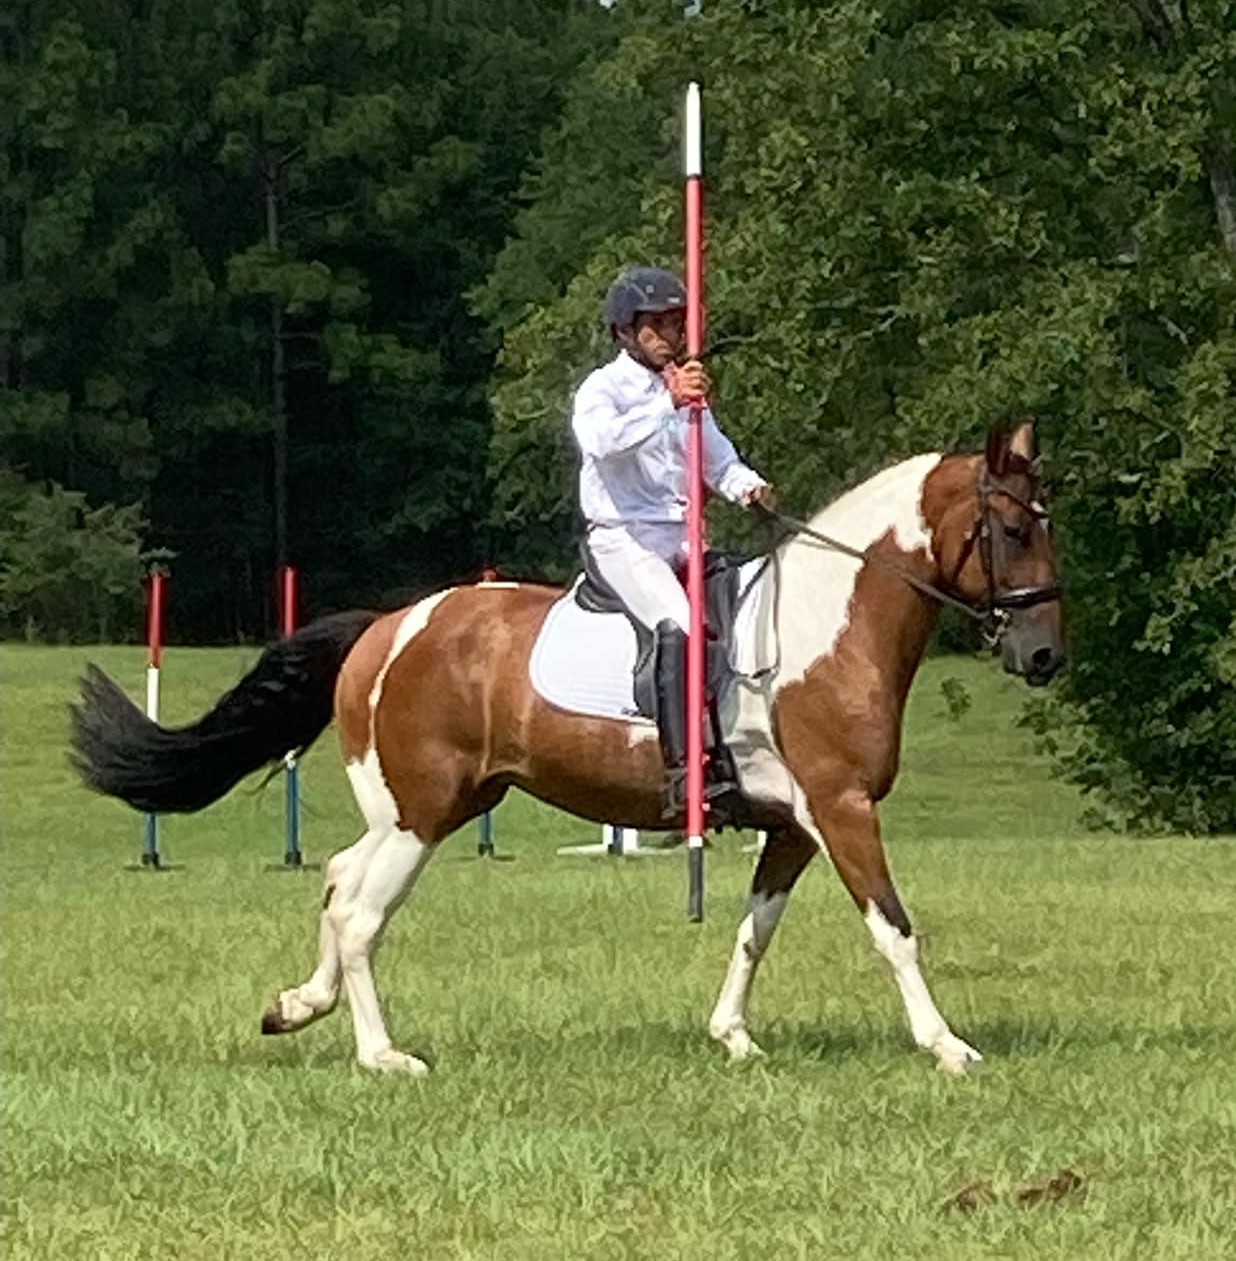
left=603, top=266, right=688, bottom=335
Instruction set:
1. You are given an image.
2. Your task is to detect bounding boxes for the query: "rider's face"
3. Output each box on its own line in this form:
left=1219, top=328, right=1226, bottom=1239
left=628, top=308, right=686, bottom=369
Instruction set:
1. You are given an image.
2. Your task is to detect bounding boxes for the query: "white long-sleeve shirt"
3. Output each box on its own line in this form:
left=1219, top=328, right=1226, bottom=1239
left=571, top=350, right=766, bottom=528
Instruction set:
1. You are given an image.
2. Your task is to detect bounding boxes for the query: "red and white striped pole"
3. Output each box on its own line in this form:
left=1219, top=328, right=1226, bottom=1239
left=141, top=568, right=167, bottom=869
left=279, top=564, right=304, bottom=867
left=684, top=81, right=708, bottom=921
left=280, top=564, right=298, bottom=641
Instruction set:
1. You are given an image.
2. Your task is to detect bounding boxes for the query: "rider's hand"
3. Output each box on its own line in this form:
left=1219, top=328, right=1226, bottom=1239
left=664, top=359, right=711, bottom=408
left=742, top=483, right=777, bottom=512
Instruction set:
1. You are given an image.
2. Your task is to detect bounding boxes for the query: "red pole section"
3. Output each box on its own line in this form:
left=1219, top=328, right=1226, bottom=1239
left=277, top=563, right=305, bottom=867
left=142, top=569, right=167, bottom=868
left=146, top=570, right=166, bottom=671
left=280, top=564, right=298, bottom=638
left=684, top=81, right=707, bottom=920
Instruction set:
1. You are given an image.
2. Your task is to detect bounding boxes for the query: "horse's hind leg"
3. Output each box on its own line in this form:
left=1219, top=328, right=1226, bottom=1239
left=709, top=823, right=817, bottom=1060
left=330, top=824, right=435, bottom=1074
left=261, top=829, right=380, bottom=1037
left=261, top=820, right=435, bottom=1073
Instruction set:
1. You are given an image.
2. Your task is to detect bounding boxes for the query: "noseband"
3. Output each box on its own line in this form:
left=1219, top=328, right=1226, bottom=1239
left=757, top=463, right=1061, bottom=646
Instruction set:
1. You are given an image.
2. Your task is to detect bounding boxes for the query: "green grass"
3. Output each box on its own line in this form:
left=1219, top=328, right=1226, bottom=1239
left=2, top=644, right=1233, bottom=1260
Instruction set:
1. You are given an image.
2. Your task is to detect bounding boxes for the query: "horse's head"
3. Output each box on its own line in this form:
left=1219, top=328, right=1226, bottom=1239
left=934, top=421, right=1066, bottom=686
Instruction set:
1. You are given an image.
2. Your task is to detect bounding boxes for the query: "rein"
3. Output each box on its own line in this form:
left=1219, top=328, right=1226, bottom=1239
left=757, top=477, right=1060, bottom=646
left=759, top=507, right=988, bottom=623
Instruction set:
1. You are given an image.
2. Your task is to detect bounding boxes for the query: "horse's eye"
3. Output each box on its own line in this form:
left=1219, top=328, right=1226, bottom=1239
left=1003, top=523, right=1027, bottom=544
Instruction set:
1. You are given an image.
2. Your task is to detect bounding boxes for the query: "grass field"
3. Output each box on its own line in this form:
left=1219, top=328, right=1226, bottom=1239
left=2, top=644, right=1234, bottom=1260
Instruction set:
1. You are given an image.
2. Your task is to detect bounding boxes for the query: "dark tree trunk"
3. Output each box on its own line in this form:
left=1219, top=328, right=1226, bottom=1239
left=265, top=151, right=289, bottom=570
left=1206, top=138, right=1236, bottom=257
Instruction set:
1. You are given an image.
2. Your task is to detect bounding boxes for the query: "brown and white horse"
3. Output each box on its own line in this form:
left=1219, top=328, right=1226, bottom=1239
left=72, top=421, right=1064, bottom=1076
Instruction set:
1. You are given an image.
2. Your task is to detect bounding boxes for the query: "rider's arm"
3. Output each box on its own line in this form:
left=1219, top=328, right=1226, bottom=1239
left=702, top=408, right=767, bottom=503
left=571, top=374, right=673, bottom=461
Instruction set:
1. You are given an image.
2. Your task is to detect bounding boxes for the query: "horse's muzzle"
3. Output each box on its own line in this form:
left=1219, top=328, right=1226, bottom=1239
left=1004, top=640, right=1067, bottom=687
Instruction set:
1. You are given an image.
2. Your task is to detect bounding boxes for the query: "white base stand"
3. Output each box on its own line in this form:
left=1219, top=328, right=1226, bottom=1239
left=556, top=825, right=677, bottom=857
left=741, top=830, right=768, bottom=855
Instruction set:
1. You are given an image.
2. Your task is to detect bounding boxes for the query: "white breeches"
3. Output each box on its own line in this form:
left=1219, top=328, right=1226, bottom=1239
left=587, top=523, right=690, bottom=633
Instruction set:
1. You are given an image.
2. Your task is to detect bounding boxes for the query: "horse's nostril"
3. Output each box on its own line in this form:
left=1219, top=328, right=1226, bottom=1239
left=1030, top=645, right=1065, bottom=678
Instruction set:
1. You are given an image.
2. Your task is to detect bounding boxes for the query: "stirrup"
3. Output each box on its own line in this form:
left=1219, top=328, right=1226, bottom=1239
left=704, top=783, right=748, bottom=832
left=661, top=765, right=739, bottom=821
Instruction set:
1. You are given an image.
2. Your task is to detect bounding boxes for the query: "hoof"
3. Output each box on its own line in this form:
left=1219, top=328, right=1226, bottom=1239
left=261, top=989, right=334, bottom=1036
left=359, top=1048, right=431, bottom=1076
left=261, top=1001, right=292, bottom=1036
left=710, top=1022, right=766, bottom=1062
left=932, top=1033, right=983, bottom=1076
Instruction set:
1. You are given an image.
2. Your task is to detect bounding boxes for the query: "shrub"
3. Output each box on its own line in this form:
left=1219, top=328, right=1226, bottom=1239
left=0, top=474, right=146, bottom=643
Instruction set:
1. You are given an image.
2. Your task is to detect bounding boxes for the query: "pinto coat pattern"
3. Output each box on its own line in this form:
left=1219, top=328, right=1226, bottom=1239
left=72, top=423, right=1064, bottom=1075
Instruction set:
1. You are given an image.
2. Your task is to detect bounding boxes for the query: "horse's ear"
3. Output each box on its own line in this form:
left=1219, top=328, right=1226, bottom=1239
left=985, top=424, right=1012, bottom=477
left=1010, top=418, right=1037, bottom=462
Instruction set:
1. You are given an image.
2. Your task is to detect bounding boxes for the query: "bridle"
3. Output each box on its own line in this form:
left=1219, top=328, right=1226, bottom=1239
left=961, top=465, right=1062, bottom=640
left=757, top=463, right=1061, bottom=646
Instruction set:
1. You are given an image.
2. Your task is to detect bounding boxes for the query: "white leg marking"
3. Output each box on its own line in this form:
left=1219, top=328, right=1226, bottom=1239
left=270, top=831, right=380, bottom=1032
left=709, top=891, right=789, bottom=1060
left=275, top=906, right=342, bottom=1027
left=706, top=788, right=819, bottom=1059
left=347, top=751, right=400, bottom=832
left=331, top=826, right=434, bottom=1074
left=300, top=749, right=436, bottom=1074
left=864, top=902, right=982, bottom=1074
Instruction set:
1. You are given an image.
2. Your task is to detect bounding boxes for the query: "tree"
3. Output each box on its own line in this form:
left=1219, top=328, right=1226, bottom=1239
left=2, top=0, right=614, bottom=637
left=0, top=473, right=145, bottom=642
left=481, top=0, right=1236, bottom=830
left=0, top=8, right=181, bottom=503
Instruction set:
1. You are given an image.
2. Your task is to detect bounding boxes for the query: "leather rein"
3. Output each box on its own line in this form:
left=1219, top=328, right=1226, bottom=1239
left=757, top=468, right=1061, bottom=646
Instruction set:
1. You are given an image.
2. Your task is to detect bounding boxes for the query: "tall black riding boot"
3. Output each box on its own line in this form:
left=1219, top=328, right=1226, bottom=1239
left=653, top=621, right=690, bottom=819
left=703, top=638, right=744, bottom=829
left=654, top=622, right=743, bottom=822
left=704, top=633, right=741, bottom=757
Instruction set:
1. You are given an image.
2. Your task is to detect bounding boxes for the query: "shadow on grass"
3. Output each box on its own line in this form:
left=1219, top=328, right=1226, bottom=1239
left=963, top=1014, right=1232, bottom=1057
left=476, top=1014, right=1235, bottom=1068
left=25, top=1011, right=1229, bottom=1078
left=433, top=1019, right=909, bottom=1067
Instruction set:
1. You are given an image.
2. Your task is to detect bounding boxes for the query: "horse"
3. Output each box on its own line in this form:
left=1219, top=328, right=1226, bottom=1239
left=72, top=420, right=1064, bottom=1076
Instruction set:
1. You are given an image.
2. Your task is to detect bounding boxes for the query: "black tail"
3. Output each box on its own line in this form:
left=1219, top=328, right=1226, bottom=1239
left=70, top=610, right=381, bottom=814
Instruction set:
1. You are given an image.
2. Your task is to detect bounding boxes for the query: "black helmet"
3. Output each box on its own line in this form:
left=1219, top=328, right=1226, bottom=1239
left=603, top=266, right=687, bottom=334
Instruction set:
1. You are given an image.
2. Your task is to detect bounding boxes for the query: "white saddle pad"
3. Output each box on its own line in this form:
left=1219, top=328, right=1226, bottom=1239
left=529, top=563, right=776, bottom=723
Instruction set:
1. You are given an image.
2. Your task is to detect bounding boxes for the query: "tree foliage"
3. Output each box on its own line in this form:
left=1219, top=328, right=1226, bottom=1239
left=482, top=0, right=1236, bottom=830
left=2, top=0, right=1232, bottom=829
left=0, top=471, right=145, bottom=642
left=1, top=0, right=613, bottom=636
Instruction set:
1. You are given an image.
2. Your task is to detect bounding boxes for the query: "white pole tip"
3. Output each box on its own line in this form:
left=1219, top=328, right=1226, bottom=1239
left=685, top=83, right=702, bottom=177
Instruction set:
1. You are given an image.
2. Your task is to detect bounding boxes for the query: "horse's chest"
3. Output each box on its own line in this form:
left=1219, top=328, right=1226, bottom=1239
left=733, top=569, right=903, bottom=803
left=773, top=561, right=865, bottom=691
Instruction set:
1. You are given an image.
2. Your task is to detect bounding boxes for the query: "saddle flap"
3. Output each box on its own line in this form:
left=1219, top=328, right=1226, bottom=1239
left=530, top=583, right=651, bottom=722
left=574, top=542, right=748, bottom=691
left=530, top=556, right=775, bottom=724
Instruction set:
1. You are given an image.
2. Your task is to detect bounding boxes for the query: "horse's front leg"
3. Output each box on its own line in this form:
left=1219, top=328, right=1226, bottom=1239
left=812, top=788, right=981, bottom=1074
left=709, top=823, right=817, bottom=1060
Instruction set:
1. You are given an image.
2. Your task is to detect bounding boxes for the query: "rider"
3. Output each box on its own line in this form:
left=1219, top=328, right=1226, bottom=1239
left=571, top=264, right=774, bottom=817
